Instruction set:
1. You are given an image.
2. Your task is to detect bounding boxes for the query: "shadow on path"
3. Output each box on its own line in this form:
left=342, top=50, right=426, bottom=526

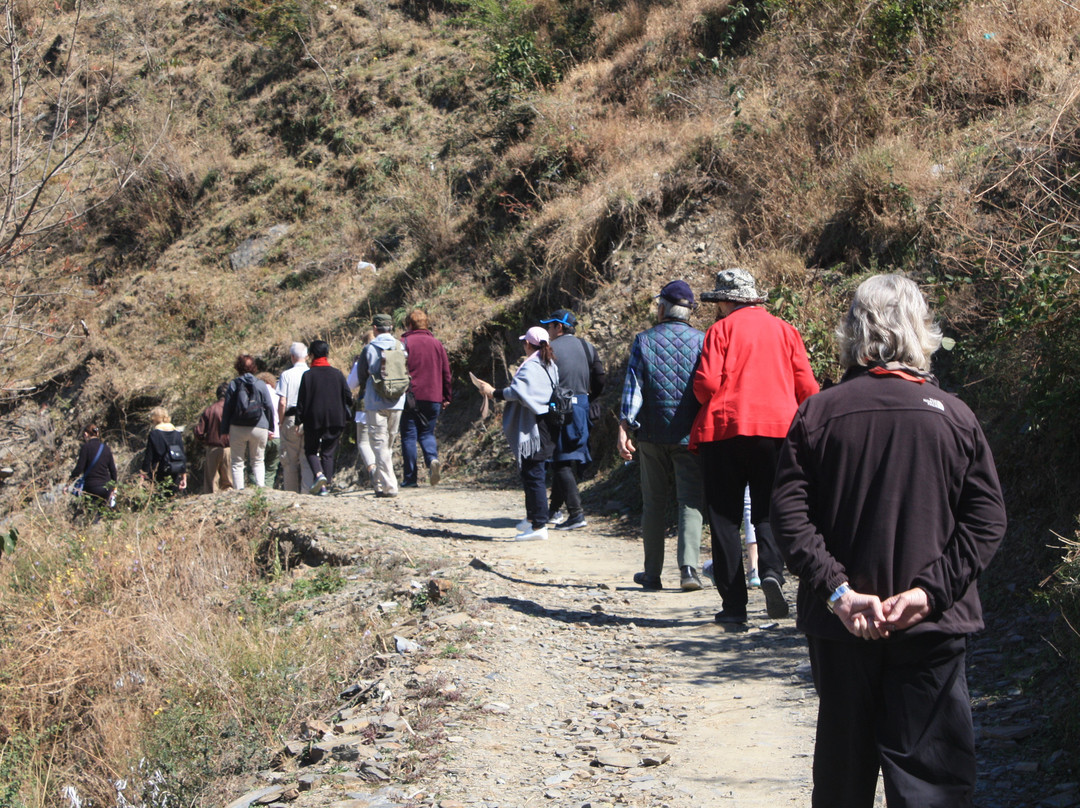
left=369, top=518, right=497, bottom=542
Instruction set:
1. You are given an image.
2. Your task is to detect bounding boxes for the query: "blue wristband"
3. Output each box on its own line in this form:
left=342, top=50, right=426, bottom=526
left=826, top=583, right=851, bottom=613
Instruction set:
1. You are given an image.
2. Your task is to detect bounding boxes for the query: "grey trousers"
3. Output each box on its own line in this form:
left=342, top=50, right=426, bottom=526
left=637, top=440, right=705, bottom=575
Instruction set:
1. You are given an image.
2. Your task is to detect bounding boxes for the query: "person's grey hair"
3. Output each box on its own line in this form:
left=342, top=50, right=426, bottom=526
left=838, top=274, right=943, bottom=371
left=289, top=341, right=308, bottom=361
left=659, top=298, right=692, bottom=322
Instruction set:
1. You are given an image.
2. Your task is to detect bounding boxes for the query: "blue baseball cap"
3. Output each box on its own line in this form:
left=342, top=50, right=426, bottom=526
left=657, top=280, right=695, bottom=307
left=540, top=309, right=577, bottom=328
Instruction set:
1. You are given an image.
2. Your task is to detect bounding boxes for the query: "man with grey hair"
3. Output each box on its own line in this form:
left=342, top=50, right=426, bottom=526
left=771, top=274, right=1006, bottom=808
left=617, top=280, right=706, bottom=591
left=690, top=268, right=819, bottom=626
left=276, top=341, right=314, bottom=493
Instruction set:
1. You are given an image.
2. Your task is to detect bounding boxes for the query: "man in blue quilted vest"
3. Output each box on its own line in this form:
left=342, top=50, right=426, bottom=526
left=617, top=280, right=707, bottom=591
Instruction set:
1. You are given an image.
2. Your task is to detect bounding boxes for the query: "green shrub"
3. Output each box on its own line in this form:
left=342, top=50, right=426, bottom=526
left=219, top=0, right=316, bottom=52
left=491, top=35, right=561, bottom=92
left=867, top=0, right=960, bottom=60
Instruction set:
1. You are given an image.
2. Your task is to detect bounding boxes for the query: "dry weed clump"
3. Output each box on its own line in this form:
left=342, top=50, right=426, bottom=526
left=387, top=166, right=467, bottom=262
left=0, top=493, right=371, bottom=807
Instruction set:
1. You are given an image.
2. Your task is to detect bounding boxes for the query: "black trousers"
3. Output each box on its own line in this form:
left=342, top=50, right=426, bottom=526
left=304, top=426, right=343, bottom=483
left=548, top=460, right=582, bottom=517
left=807, top=633, right=976, bottom=808
left=699, top=437, right=786, bottom=615
left=520, top=456, right=550, bottom=529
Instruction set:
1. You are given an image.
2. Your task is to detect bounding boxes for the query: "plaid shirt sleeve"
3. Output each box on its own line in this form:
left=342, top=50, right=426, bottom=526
left=620, top=336, right=644, bottom=428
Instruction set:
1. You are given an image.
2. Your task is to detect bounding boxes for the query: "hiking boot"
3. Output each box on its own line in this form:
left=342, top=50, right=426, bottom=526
left=701, top=560, right=714, bottom=582
left=547, top=510, right=566, bottom=526
left=556, top=513, right=587, bottom=531
left=429, top=459, right=441, bottom=486
left=375, top=491, right=398, bottom=498
left=748, top=568, right=761, bottom=588
left=514, top=526, right=548, bottom=542
left=714, top=608, right=748, bottom=626
left=761, top=576, right=789, bottom=619
left=309, top=473, right=327, bottom=495
left=680, top=566, right=703, bottom=591
left=633, top=571, right=663, bottom=590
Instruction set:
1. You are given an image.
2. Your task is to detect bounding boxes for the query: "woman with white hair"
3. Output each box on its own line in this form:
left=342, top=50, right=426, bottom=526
left=771, top=274, right=1006, bottom=808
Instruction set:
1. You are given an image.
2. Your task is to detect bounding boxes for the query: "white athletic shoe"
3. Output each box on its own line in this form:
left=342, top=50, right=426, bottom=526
left=514, top=526, right=548, bottom=542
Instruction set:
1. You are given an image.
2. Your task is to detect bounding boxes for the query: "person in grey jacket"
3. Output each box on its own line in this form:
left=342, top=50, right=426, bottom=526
left=771, top=274, right=1006, bottom=808
left=542, top=308, right=605, bottom=531
left=617, top=280, right=706, bottom=591
left=473, top=326, right=560, bottom=542
left=352, top=313, right=407, bottom=497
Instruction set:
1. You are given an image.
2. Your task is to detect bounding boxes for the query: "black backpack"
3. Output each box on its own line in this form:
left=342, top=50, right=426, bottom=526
left=231, top=377, right=264, bottom=426
left=154, top=430, right=187, bottom=478
left=542, top=364, right=574, bottom=426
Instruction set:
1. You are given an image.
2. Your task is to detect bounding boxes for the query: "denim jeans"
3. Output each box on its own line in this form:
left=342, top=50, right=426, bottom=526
left=520, top=456, right=550, bottom=529
left=401, top=400, right=441, bottom=485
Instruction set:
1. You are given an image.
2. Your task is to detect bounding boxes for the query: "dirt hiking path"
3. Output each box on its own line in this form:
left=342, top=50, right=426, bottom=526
left=239, top=481, right=822, bottom=808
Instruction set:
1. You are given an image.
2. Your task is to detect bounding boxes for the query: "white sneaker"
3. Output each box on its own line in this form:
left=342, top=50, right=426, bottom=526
left=547, top=509, right=566, bottom=526
left=514, top=526, right=548, bottom=542
left=516, top=518, right=532, bottom=532
left=309, top=473, right=327, bottom=495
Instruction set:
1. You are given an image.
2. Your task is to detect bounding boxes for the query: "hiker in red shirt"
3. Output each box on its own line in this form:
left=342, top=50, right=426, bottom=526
left=690, top=268, right=818, bottom=627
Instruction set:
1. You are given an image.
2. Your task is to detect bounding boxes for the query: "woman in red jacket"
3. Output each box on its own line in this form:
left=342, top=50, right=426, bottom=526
left=690, top=268, right=818, bottom=627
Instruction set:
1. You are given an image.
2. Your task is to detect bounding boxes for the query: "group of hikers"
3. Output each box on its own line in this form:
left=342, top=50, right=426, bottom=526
left=475, top=269, right=1005, bottom=808
left=66, top=269, right=1006, bottom=808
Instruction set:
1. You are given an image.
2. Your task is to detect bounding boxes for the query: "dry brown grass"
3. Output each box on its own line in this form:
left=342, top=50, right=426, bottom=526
left=0, top=492, right=372, bottom=806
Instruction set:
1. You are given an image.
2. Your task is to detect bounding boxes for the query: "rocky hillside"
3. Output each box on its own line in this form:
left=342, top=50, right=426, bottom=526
left=1, top=0, right=1079, bottom=799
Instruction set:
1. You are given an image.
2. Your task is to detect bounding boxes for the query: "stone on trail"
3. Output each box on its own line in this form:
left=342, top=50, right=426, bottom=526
left=981, top=724, right=1039, bottom=741
left=301, top=719, right=333, bottom=739
left=428, top=578, right=454, bottom=602
left=253, top=786, right=286, bottom=804
left=434, top=612, right=472, bottom=628
left=337, top=716, right=373, bottom=734
left=543, top=771, right=575, bottom=786
left=593, top=750, right=640, bottom=768
left=394, top=636, right=422, bottom=654
left=224, top=786, right=285, bottom=808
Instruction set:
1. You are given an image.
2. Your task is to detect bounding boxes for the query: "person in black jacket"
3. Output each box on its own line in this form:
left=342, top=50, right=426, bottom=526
left=296, top=340, right=352, bottom=495
left=140, top=407, right=188, bottom=494
left=771, top=274, right=1006, bottom=808
left=68, top=424, right=118, bottom=504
